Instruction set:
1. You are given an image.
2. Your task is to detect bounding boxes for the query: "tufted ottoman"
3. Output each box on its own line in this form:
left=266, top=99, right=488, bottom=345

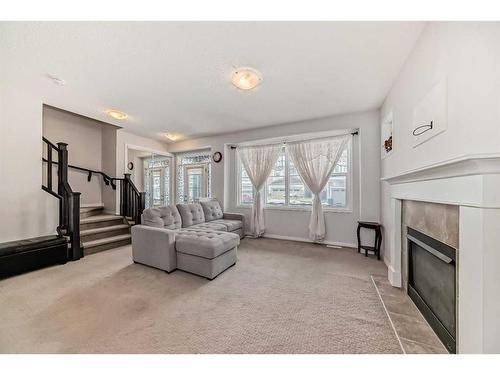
left=175, top=229, right=239, bottom=280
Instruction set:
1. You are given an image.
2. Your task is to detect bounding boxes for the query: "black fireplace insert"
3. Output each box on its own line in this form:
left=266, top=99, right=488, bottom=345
left=407, top=227, right=456, bottom=353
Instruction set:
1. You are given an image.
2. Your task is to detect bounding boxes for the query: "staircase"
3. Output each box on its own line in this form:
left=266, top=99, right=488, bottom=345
left=42, top=136, right=146, bottom=261
left=80, top=205, right=132, bottom=255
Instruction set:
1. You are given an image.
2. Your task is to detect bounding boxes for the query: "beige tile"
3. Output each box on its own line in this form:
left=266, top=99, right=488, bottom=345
left=374, top=281, right=405, bottom=298
left=389, top=312, right=444, bottom=348
left=381, top=294, right=421, bottom=317
left=400, top=338, right=448, bottom=354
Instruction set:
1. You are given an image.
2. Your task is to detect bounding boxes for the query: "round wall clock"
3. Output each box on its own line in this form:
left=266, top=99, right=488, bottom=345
left=212, top=151, right=223, bottom=163
left=127, top=161, right=134, bottom=170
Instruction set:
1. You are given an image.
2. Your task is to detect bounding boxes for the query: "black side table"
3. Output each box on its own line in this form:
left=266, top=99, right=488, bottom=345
left=357, top=221, right=382, bottom=260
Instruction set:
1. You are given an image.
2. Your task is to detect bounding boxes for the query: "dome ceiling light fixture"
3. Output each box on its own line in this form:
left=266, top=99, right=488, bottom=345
left=106, top=109, right=128, bottom=120
left=164, top=132, right=180, bottom=141
left=231, top=67, right=262, bottom=90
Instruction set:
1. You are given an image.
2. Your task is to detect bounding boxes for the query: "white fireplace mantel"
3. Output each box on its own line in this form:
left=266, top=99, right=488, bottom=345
left=382, top=154, right=500, bottom=354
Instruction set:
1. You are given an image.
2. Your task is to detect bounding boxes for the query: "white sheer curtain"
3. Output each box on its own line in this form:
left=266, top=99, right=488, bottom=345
left=287, top=135, right=349, bottom=242
left=237, top=144, right=280, bottom=237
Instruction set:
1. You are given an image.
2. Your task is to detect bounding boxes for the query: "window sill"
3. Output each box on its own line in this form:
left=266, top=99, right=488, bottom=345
left=236, top=205, right=352, bottom=214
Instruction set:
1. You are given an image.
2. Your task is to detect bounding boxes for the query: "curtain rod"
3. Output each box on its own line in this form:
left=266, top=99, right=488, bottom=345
left=230, top=130, right=358, bottom=149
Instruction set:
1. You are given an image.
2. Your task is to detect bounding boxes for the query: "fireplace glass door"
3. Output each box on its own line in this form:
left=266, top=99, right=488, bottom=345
left=407, top=227, right=456, bottom=353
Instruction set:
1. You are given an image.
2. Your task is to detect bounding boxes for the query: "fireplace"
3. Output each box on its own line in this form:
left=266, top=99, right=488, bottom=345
left=407, top=227, right=456, bottom=353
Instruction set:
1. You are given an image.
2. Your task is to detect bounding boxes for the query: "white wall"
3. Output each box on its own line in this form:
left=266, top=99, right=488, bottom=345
left=101, top=125, right=117, bottom=213
left=380, top=22, right=500, bottom=266
left=168, top=110, right=380, bottom=247
left=0, top=24, right=57, bottom=242
left=43, top=106, right=107, bottom=206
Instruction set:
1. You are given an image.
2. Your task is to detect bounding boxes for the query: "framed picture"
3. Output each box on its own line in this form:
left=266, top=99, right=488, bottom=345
left=381, top=111, right=394, bottom=159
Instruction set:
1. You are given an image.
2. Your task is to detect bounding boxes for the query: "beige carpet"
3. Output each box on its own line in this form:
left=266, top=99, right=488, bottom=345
left=0, top=238, right=402, bottom=353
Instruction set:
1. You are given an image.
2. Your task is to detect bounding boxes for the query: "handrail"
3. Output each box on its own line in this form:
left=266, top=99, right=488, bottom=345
left=42, top=136, right=59, bottom=151
left=43, top=137, right=145, bottom=228
left=42, top=157, right=117, bottom=189
left=120, top=173, right=145, bottom=225
left=41, top=138, right=83, bottom=261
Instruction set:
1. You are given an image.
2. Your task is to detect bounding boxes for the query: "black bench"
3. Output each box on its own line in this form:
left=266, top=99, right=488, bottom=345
left=0, top=235, right=68, bottom=279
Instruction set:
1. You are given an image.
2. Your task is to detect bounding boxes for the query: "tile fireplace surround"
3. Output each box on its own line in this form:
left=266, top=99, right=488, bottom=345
left=382, top=155, right=500, bottom=354
left=401, top=200, right=458, bottom=292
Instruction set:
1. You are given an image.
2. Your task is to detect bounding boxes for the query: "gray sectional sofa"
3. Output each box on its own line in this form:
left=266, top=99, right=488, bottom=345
left=131, top=200, right=244, bottom=280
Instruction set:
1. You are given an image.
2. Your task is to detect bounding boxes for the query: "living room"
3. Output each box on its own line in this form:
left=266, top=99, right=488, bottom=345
left=1, top=1, right=499, bottom=373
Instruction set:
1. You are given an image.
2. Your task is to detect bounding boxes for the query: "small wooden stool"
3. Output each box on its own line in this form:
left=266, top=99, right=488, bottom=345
left=357, top=221, right=382, bottom=260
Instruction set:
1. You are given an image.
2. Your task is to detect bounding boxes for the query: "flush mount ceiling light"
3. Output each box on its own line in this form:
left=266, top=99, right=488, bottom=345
left=164, top=132, right=180, bottom=141
left=106, top=109, right=128, bottom=120
left=231, top=67, right=262, bottom=90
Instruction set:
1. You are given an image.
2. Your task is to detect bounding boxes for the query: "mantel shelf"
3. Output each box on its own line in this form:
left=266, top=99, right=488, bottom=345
left=381, top=153, right=500, bottom=185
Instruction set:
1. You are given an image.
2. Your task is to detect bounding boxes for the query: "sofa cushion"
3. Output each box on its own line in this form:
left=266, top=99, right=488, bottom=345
left=189, top=222, right=228, bottom=232
left=142, top=206, right=182, bottom=229
left=175, top=229, right=240, bottom=259
left=211, top=219, right=242, bottom=232
left=177, top=203, right=205, bottom=227
left=200, top=200, right=224, bottom=222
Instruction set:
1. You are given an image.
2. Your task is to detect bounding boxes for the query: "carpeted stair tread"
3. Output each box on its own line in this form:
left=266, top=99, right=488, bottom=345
left=83, top=234, right=131, bottom=248
left=81, top=214, right=123, bottom=224
left=80, top=224, right=130, bottom=236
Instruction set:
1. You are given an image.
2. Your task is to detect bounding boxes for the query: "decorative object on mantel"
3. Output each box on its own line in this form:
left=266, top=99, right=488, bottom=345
left=381, top=111, right=393, bottom=159
left=413, top=121, right=433, bottom=136
left=413, top=77, right=447, bottom=148
left=212, top=151, right=223, bottom=163
left=357, top=221, right=382, bottom=260
left=127, top=161, right=134, bottom=170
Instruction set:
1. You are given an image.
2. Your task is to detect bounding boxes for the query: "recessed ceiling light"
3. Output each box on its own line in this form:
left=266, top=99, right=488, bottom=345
left=106, top=109, right=128, bottom=120
left=47, top=74, right=66, bottom=86
left=231, top=67, right=262, bottom=90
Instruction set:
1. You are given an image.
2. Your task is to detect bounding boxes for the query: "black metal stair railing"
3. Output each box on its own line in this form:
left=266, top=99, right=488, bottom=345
left=42, top=137, right=146, bottom=260
left=120, top=173, right=146, bottom=226
left=42, top=137, right=83, bottom=261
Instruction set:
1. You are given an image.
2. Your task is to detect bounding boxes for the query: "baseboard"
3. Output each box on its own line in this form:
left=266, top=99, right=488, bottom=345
left=387, top=263, right=402, bottom=287
left=251, top=233, right=357, bottom=249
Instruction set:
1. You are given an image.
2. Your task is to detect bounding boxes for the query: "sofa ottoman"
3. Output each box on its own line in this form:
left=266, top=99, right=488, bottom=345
left=175, top=229, right=239, bottom=280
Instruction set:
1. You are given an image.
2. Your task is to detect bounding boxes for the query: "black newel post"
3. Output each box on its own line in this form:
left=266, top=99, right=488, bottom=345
left=57, top=142, right=69, bottom=229
left=69, top=192, right=83, bottom=260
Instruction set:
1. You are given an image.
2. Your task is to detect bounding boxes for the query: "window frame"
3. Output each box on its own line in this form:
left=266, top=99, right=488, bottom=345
left=236, top=138, right=353, bottom=213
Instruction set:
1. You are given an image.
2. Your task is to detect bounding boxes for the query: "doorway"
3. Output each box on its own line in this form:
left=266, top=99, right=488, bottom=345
left=125, top=146, right=173, bottom=209
left=145, top=155, right=171, bottom=208
left=183, top=163, right=208, bottom=203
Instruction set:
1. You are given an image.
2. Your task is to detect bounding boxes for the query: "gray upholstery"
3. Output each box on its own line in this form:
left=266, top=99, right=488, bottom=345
left=175, top=229, right=239, bottom=279
left=200, top=200, right=224, bottom=222
left=131, top=225, right=177, bottom=272
left=211, top=219, right=242, bottom=232
left=188, top=222, right=228, bottom=232
left=176, top=203, right=206, bottom=227
left=132, top=200, right=243, bottom=279
left=142, top=205, right=182, bottom=230
left=177, top=248, right=237, bottom=280
left=175, top=229, right=240, bottom=259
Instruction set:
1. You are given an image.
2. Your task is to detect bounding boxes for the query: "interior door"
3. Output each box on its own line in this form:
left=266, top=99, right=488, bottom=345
left=145, top=154, right=171, bottom=208
left=184, top=164, right=208, bottom=203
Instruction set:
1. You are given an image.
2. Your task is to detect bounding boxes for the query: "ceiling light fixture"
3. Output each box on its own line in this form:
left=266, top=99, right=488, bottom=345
left=231, top=67, right=262, bottom=90
left=164, top=132, right=181, bottom=141
left=106, top=109, right=128, bottom=120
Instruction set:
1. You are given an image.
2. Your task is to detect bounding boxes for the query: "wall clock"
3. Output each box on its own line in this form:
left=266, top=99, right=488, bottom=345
left=127, top=161, right=134, bottom=170
left=212, top=151, right=223, bottom=163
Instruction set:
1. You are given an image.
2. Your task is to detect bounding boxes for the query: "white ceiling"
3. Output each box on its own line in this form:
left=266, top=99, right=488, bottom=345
left=2, top=22, right=425, bottom=142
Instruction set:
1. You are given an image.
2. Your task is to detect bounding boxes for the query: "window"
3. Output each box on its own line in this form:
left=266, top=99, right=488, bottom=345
left=237, top=139, right=351, bottom=210
left=175, top=150, right=212, bottom=203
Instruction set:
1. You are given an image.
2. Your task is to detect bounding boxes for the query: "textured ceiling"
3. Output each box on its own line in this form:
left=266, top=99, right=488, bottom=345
left=1, top=22, right=425, bottom=142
